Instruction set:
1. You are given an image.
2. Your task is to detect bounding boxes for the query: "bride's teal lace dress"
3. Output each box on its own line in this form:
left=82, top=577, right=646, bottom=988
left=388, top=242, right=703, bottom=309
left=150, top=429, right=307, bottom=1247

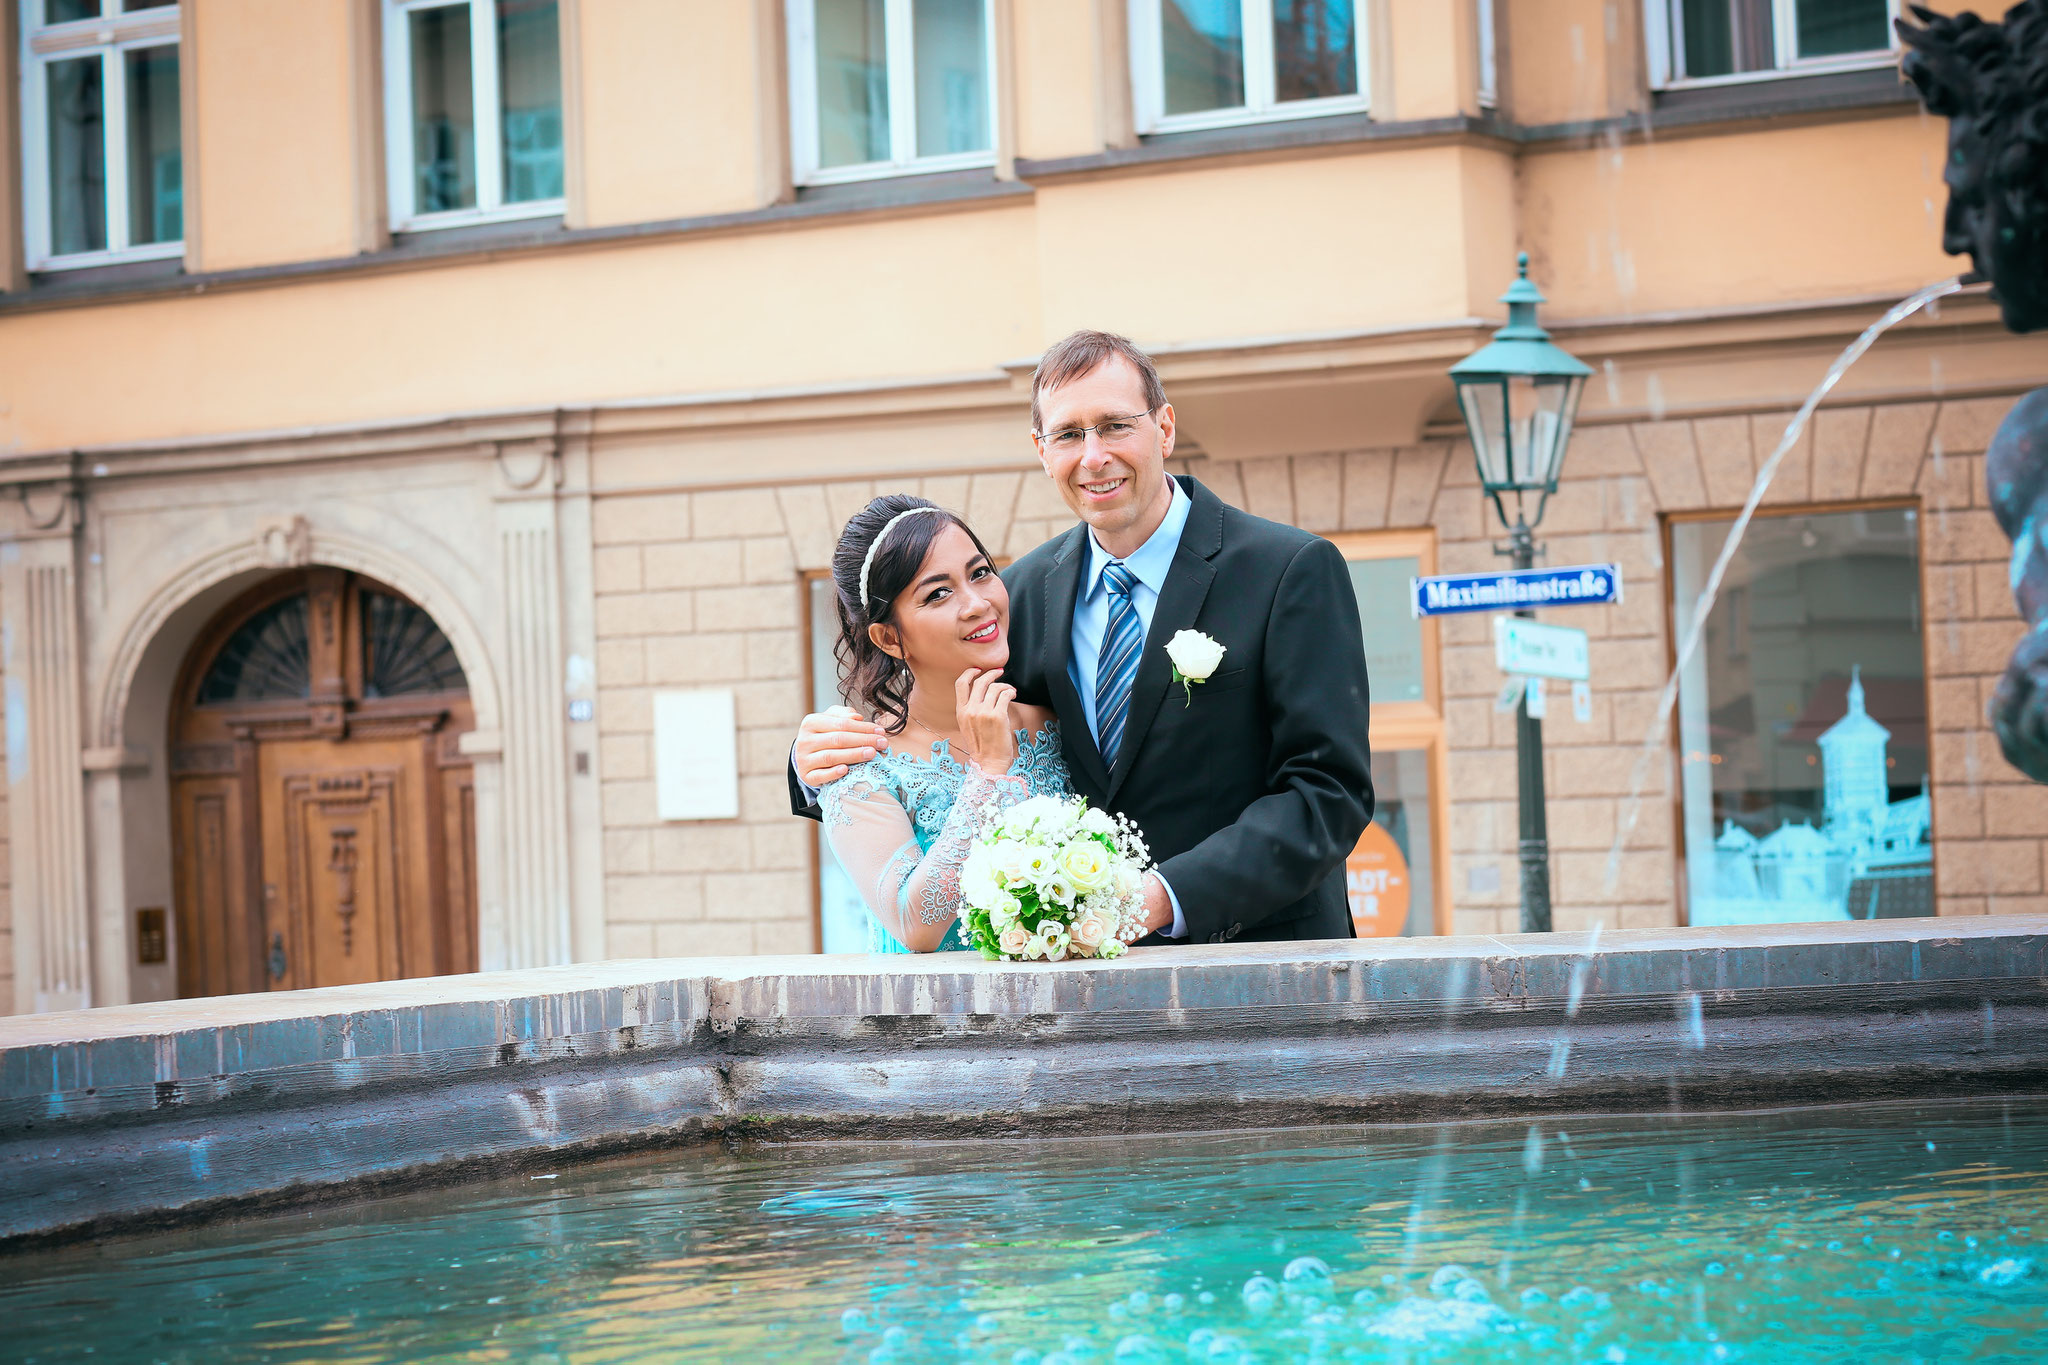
left=819, top=724, right=1071, bottom=953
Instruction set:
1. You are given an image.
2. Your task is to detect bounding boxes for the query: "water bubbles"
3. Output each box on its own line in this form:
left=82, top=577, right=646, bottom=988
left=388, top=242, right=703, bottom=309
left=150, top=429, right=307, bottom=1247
left=1705, top=1262, right=1725, bottom=1276
left=1196, top=1291, right=1216, bottom=1307
left=1519, top=1287, right=1551, bottom=1307
left=1605, top=1346, right=1629, bottom=1363
left=882, top=1325, right=909, bottom=1347
left=1560, top=1286, right=1609, bottom=1312
left=1010, top=1347, right=1042, bottom=1365
left=1184, top=1327, right=1215, bottom=1357
left=1240, top=1275, right=1279, bottom=1314
left=1107, top=1301, right=1127, bottom=1322
left=1111, top=1334, right=1168, bottom=1365
left=1351, top=1288, right=1381, bottom=1309
left=1202, top=1333, right=1245, bottom=1363
left=840, top=1307, right=871, bottom=1335
left=1429, top=1264, right=1473, bottom=1295
left=1451, top=1278, right=1492, bottom=1304
left=1579, top=1178, right=1593, bottom=1191
left=1160, top=1293, right=1183, bottom=1314
left=1282, top=1256, right=1334, bottom=1308
left=1125, top=1290, right=1150, bottom=1315
left=976, top=1313, right=1001, bottom=1334
left=1362, top=1296, right=1514, bottom=1343
left=1978, top=1256, right=2033, bottom=1286
left=1927, top=1141, right=1937, bottom=1152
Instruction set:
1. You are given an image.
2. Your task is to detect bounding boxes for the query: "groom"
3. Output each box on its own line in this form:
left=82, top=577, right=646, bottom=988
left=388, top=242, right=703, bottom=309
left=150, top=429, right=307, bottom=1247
left=790, top=330, right=1373, bottom=943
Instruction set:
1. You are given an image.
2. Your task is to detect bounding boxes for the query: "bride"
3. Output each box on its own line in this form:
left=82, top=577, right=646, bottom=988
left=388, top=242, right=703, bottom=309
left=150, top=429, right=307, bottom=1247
left=818, top=495, right=1072, bottom=953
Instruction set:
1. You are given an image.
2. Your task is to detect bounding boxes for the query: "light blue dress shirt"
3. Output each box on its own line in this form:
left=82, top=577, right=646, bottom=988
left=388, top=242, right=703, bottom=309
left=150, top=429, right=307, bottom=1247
left=1068, top=478, right=1194, bottom=939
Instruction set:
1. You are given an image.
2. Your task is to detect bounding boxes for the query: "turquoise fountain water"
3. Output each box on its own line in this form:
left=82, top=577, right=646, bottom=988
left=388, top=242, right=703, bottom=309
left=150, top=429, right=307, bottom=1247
left=9, top=1095, right=2048, bottom=1363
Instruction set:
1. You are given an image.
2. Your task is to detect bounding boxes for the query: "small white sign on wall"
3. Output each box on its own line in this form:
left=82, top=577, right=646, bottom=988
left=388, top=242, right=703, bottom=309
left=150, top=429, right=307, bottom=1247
left=654, top=688, right=739, bottom=821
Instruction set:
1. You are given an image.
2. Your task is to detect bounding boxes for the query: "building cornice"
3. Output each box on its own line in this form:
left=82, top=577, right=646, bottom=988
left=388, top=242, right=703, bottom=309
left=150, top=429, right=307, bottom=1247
left=0, top=287, right=2027, bottom=486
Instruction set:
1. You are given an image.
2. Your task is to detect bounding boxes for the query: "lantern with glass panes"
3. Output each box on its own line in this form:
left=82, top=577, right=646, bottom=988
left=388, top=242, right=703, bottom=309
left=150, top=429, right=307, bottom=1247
left=1449, top=253, right=1593, bottom=561
left=1447, top=253, right=1593, bottom=936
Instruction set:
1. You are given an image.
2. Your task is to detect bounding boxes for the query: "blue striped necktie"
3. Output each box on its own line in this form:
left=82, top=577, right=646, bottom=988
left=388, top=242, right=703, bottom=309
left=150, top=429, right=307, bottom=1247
left=1095, top=561, right=1143, bottom=761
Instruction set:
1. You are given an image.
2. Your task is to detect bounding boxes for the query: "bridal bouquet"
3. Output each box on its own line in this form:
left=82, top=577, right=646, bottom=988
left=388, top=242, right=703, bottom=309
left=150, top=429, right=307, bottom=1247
left=959, top=795, right=1154, bottom=962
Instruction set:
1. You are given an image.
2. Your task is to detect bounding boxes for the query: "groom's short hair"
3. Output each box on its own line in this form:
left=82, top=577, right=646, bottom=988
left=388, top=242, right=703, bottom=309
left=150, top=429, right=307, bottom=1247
left=1030, top=330, right=1168, bottom=434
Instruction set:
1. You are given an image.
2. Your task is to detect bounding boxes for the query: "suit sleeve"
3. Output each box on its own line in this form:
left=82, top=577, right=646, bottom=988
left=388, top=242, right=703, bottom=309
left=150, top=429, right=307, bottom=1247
left=789, top=747, right=824, bottom=822
left=1156, top=536, right=1373, bottom=940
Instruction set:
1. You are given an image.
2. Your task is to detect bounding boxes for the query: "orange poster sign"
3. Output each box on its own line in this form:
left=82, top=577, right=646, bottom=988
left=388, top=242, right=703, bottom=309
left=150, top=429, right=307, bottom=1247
left=1347, top=822, right=1412, bottom=937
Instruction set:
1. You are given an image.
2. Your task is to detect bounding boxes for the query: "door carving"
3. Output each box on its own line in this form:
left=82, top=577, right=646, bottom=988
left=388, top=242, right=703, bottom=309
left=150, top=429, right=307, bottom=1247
left=170, top=570, right=477, bottom=996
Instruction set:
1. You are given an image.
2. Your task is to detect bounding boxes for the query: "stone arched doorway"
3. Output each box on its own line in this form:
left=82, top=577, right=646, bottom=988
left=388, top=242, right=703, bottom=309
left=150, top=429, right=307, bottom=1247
left=168, top=568, right=479, bottom=997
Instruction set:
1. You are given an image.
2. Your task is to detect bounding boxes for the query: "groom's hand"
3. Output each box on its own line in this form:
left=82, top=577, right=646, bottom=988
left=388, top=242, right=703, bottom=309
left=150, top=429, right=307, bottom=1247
left=794, top=706, right=890, bottom=787
left=1139, top=873, right=1175, bottom=934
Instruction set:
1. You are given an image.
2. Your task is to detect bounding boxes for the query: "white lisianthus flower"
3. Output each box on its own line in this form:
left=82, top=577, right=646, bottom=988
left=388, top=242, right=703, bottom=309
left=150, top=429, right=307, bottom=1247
left=1006, top=795, right=1072, bottom=835
left=1097, top=939, right=1127, bottom=960
left=1043, top=873, right=1077, bottom=905
left=960, top=855, right=1003, bottom=911
left=1071, top=913, right=1111, bottom=950
left=1057, top=840, right=1113, bottom=894
left=998, top=925, right=1031, bottom=957
left=1036, top=921, right=1072, bottom=960
left=1023, top=930, right=1052, bottom=960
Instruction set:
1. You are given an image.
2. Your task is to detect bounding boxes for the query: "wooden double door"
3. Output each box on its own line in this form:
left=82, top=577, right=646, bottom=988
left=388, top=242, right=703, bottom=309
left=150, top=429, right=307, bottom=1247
left=171, top=569, right=478, bottom=996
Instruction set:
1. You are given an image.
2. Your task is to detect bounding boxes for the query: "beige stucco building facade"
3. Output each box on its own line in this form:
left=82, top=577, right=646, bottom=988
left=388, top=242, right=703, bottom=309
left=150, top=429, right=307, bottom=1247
left=1, top=0, right=2043, bottom=1015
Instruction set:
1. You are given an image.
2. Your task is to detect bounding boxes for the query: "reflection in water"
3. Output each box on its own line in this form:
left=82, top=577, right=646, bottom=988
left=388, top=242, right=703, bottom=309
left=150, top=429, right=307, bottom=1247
left=9, top=1098, right=2048, bottom=1361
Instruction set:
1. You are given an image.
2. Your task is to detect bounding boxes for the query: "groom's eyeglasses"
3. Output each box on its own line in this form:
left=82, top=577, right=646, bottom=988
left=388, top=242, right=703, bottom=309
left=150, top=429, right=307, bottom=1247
left=1033, top=410, right=1155, bottom=451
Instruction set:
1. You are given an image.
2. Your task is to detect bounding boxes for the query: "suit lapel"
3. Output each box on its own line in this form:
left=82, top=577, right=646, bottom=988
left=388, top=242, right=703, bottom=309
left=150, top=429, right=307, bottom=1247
left=1040, top=525, right=1113, bottom=795
left=1106, top=477, right=1226, bottom=804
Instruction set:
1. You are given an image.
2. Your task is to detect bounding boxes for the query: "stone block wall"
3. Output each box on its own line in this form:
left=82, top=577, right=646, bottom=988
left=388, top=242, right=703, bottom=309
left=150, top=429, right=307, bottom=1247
left=585, top=393, right=2034, bottom=953
left=1189, top=395, right=2032, bottom=934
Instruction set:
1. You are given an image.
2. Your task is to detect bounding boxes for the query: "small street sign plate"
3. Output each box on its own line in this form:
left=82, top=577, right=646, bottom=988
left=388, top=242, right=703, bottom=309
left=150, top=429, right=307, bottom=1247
left=1495, top=617, right=1591, bottom=682
left=1410, top=563, right=1623, bottom=617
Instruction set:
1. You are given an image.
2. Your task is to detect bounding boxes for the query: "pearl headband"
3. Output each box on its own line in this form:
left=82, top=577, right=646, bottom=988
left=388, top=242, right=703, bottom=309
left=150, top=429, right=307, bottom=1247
left=858, top=506, right=945, bottom=611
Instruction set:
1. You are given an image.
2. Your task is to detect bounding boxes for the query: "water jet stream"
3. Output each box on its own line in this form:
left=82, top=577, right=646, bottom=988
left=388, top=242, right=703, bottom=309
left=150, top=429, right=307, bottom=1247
left=1604, top=277, right=1967, bottom=894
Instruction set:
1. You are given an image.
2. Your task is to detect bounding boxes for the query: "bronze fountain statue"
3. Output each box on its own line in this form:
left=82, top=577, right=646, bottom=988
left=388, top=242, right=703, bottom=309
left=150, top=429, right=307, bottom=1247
left=1898, top=2, right=2048, bottom=777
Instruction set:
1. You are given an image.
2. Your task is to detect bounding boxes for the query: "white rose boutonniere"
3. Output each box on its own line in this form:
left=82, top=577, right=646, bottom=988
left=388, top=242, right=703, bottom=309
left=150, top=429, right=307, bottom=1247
left=1165, top=629, right=1227, bottom=706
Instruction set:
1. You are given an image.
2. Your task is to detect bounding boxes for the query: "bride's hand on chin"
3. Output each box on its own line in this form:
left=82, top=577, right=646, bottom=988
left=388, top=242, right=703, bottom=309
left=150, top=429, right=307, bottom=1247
left=954, top=668, right=1018, bottom=776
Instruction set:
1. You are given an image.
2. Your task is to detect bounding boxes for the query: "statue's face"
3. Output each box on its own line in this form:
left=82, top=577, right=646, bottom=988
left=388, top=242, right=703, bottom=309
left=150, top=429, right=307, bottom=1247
left=1943, top=115, right=2048, bottom=333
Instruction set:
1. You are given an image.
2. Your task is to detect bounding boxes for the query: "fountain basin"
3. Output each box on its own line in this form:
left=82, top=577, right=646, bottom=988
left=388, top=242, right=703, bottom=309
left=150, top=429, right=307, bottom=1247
left=6, top=915, right=2047, bottom=1247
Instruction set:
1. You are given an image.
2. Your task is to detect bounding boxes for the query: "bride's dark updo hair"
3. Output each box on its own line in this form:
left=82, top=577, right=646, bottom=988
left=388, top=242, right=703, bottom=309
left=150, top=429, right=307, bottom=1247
left=831, top=494, right=996, bottom=734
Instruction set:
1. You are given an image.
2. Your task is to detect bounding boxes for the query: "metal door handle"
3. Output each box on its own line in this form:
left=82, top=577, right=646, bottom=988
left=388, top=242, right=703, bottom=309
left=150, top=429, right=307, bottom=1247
left=268, top=932, right=287, bottom=981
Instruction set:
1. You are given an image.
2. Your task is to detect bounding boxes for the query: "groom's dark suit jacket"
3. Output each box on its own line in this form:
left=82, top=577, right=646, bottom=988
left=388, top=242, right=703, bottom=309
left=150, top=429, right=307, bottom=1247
left=793, top=476, right=1374, bottom=944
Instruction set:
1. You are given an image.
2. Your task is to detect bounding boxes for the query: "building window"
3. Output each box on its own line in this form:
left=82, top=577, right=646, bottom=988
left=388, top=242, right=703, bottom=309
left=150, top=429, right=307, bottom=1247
left=1130, top=0, right=1369, bottom=136
left=1328, top=530, right=1450, bottom=938
left=1645, top=0, right=1898, bottom=88
left=18, top=0, right=183, bottom=272
left=382, top=0, right=563, bottom=230
left=1671, top=506, right=1933, bottom=927
left=786, top=0, right=995, bottom=186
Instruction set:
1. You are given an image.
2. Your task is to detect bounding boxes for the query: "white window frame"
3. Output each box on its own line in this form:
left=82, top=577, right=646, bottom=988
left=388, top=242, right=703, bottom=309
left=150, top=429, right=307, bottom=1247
left=18, top=1, right=184, bottom=272
left=785, top=0, right=998, bottom=187
left=1645, top=0, right=1901, bottom=90
left=1130, top=0, right=1372, bottom=136
left=382, top=0, right=565, bottom=232
left=1476, top=0, right=1497, bottom=110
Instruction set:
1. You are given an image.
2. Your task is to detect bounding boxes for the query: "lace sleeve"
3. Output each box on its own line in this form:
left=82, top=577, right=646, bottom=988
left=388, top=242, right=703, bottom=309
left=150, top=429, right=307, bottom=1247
left=820, top=765, right=1028, bottom=952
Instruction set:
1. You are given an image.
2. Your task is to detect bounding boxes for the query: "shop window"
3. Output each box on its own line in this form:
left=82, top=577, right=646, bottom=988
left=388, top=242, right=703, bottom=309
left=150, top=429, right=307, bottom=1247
left=382, top=0, right=563, bottom=230
left=1646, top=0, right=1897, bottom=87
left=18, top=0, right=182, bottom=271
left=786, top=0, right=995, bottom=187
left=1130, top=0, right=1369, bottom=135
left=1329, top=531, right=1451, bottom=938
left=1671, top=506, right=1933, bottom=926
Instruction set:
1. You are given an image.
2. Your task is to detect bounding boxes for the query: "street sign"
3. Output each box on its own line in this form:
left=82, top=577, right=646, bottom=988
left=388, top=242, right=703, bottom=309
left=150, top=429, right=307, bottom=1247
left=1410, top=563, right=1623, bottom=617
left=1495, top=617, right=1591, bottom=682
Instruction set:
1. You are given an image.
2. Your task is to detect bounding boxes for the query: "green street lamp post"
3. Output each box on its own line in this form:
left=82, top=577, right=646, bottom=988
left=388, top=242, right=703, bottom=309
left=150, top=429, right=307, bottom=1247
left=1449, top=253, right=1593, bottom=934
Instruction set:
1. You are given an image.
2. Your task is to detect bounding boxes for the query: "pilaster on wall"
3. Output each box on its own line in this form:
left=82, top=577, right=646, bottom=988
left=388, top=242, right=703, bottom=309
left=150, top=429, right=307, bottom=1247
left=0, top=482, right=92, bottom=1012
left=491, top=440, right=575, bottom=970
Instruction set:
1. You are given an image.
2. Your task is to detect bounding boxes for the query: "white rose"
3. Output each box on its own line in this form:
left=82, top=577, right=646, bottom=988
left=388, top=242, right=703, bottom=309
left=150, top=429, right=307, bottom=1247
left=1165, top=629, right=1226, bottom=681
left=998, top=925, right=1031, bottom=956
left=992, top=840, right=1033, bottom=882
left=1071, top=913, right=1110, bottom=949
left=1114, top=864, right=1145, bottom=900
left=1058, top=840, right=1113, bottom=894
